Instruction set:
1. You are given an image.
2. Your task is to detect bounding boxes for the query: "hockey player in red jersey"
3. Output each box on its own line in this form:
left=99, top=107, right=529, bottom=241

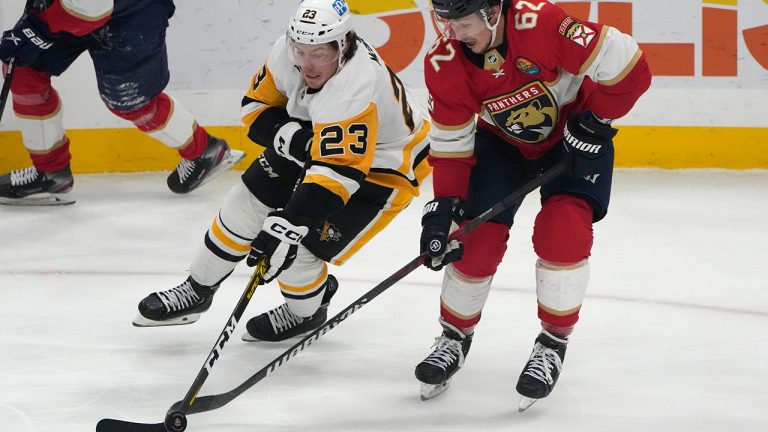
left=415, top=0, right=651, bottom=409
left=132, top=0, right=431, bottom=342
left=0, top=0, right=244, bottom=205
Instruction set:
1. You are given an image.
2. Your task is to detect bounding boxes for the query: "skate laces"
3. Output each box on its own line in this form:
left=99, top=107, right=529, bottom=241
left=175, top=159, right=196, bottom=182
left=10, top=167, right=39, bottom=186
left=267, top=304, right=304, bottom=333
left=157, top=280, right=202, bottom=312
left=523, top=342, right=563, bottom=385
left=423, top=334, right=464, bottom=370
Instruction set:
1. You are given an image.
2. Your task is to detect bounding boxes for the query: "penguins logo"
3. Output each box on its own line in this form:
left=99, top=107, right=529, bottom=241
left=318, top=222, right=342, bottom=242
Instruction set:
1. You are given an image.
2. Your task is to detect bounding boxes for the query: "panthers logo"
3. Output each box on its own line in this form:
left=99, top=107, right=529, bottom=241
left=505, top=100, right=554, bottom=141
left=484, top=82, right=558, bottom=144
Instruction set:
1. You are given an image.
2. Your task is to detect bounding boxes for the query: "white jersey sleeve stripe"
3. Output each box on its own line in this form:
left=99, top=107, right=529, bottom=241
left=61, top=0, right=114, bottom=20
left=580, top=26, right=642, bottom=84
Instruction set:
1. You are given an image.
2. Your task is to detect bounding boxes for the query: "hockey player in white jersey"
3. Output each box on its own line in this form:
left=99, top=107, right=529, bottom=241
left=133, top=0, right=431, bottom=341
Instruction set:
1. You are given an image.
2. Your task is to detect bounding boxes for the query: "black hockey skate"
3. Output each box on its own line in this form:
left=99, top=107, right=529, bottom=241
left=133, top=276, right=218, bottom=327
left=242, top=275, right=338, bottom=342
left=167, top=135, right=245, bottom=194
left=0, top=165, right=75, bottom=206
left=415, top=319, right=473, bottom=401
left=516, top=330, right=568, bottom=412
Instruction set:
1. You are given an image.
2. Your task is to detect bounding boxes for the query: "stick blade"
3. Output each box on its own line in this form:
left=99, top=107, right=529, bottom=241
left=96, top=419, right=166, bottom=432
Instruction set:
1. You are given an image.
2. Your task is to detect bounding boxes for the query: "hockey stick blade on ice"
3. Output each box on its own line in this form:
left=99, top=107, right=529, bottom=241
left=172, top=161, right=569, bottom=416
left=96, top=258, right=269, bottom=432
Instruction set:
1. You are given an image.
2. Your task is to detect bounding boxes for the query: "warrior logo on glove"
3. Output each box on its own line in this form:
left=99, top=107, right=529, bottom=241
left=420, top=197, right=466, bottom=271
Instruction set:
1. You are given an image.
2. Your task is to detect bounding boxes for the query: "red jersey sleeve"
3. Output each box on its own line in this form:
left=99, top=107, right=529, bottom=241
left=38, top=0, right=113, bottom=36
left=529, top=1, right=651, bottom=119
left=424, top=37, right=479, bottom=199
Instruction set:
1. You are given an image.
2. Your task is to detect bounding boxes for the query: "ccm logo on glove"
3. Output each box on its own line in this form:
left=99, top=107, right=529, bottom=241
left=268, top=221, right=305, bottom=242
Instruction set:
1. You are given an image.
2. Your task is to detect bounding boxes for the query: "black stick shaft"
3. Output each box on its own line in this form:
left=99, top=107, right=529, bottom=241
left=176, top=258, right=267, bottom=414
left=0, top=0, right=33, bottom=123
left=180, top=161, right=568, bottom=414
left=0, top=57, right=17, bottom=123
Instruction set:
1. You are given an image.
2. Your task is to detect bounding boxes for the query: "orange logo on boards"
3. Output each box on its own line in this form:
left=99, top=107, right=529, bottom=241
left=356, top=1, right=767, bottom=77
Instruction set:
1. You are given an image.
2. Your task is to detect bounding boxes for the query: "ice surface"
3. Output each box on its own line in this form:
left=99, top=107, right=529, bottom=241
left=1, top=169, right=766, bottom=431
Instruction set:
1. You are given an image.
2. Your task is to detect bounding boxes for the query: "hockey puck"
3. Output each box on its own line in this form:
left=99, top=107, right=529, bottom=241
left=164, top=411, right=187, bottom=432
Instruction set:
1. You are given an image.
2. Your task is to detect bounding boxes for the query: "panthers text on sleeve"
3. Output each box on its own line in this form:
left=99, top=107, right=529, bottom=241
left=425, top=0, right=651, bottom=199
left=241, top=36, right=431, bottom=226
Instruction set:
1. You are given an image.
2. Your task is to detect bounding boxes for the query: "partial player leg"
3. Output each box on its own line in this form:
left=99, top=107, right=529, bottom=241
left=415, top=318, right=473, bottom=401
left=89, top=2, right=243, bottom=194
left=517, top=194, right=594, bottom=411
left=133, top=180, right=275, bottom=326
left=244, top=182, right=414, bottom=342
left=1, top=67, right=74, bottom=206
left=108, top=93, right=244, bottom=194
left=242, top=271, right=338, bottom=342
left=133, top=276, right=219, bottom=327
left=415, top=220, right=508, bottom=399
left=515, top=329, right=569, bottom=412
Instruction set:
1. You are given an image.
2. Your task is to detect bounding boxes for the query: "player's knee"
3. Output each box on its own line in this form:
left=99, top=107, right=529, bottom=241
left=11, top=67, right=59, bottom=116
left=453, top=221, right=510, bottom=278
left=217, top=181, right=273, bottom=237
left=108, top=93, right=168, bottom=129
left=533, top=195, right=593, bottom=264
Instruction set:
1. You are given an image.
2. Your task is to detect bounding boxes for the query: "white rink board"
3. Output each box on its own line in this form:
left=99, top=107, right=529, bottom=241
left=1, top=0, right=767, bottom=130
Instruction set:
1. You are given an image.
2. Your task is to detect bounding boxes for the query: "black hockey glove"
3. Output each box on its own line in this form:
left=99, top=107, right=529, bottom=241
left=247, top=211, right=311, bottom=284
left=0, top=12, right=56, bottom=66
left=272, top=118, right=313, bottom=166
left=562, top=111, right=617, bottom=179
left=420, top=197, right=466, bottom=271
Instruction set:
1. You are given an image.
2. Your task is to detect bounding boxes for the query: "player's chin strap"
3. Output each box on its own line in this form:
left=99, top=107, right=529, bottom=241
left=482, top=0, right=505, bottom=49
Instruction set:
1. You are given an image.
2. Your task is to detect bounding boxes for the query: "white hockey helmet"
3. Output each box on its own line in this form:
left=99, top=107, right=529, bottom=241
left=288, top=0, right=353, bottom=53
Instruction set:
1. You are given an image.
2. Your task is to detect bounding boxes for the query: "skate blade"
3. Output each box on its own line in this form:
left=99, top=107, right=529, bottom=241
left=240, top=330, right=312, bottom=343
left=420, top=381, right=451, bottom=401
left=0, top=192, right=75, bottom=206
left=518, top=396, right=539, bottom=412
left=193, top=149, right=246, bottom=191
left=132, top=313, right=201, bottom=327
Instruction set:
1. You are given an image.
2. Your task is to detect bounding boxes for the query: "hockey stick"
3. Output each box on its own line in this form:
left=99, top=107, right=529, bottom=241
left=97, top=258, right=269, bottom=432
left=0, top=57, right=18, bottom=123
left=97, top=161, right=568, bottom=432
left=0, top=0, right=33, bottom=123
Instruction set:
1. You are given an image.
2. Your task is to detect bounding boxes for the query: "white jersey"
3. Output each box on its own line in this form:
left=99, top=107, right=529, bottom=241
left=242, top=35, right=431, bottom=202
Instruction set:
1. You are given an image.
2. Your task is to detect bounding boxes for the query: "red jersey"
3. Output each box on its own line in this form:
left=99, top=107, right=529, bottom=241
left=425, top=0, right=651, bottom=198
